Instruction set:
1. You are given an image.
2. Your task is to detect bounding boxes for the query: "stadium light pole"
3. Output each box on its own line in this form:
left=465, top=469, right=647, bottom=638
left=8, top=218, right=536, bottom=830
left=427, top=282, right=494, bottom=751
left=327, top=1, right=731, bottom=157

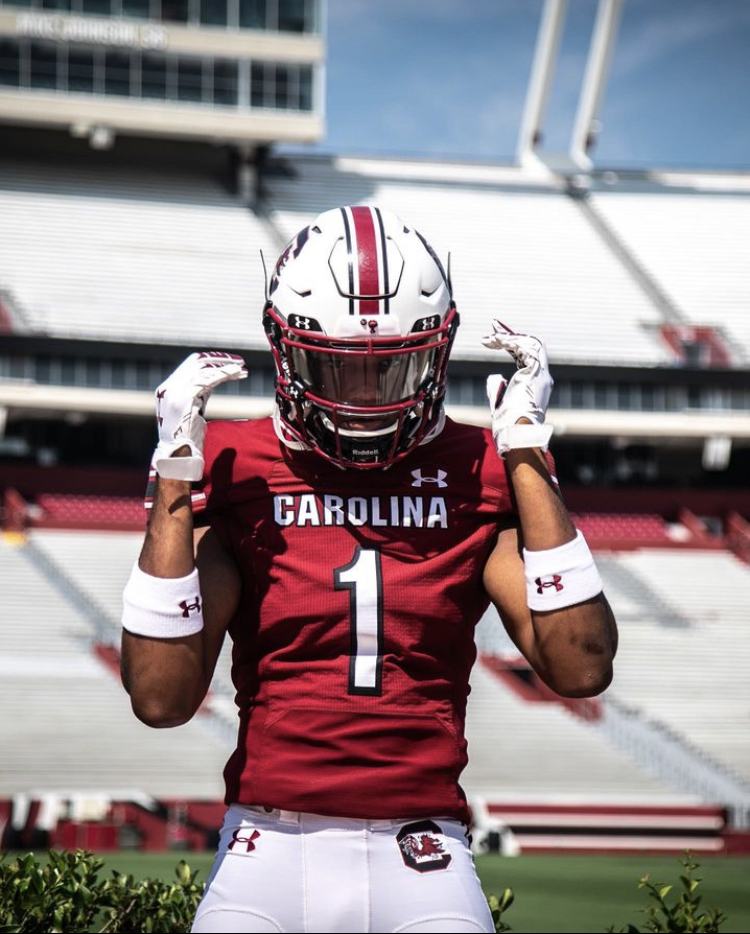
left=516, top=0, right=569, bottom=167
left=569, top=0, right=624, bottom=169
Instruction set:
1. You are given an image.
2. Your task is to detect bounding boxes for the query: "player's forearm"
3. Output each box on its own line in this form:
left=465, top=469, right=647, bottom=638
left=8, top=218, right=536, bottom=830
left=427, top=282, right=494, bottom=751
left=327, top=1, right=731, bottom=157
left=120, top=475, right=209, bottom=725
left=139, top=475, right=195, bottom=577
left=504, top=446, right=574, bottom=549
left=505, top=447, right=618, bottom=697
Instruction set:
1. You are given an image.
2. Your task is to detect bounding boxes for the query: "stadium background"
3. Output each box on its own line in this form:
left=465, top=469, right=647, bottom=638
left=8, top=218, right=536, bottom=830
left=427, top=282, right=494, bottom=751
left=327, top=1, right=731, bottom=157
left=0, top=0, right=749, bottom=926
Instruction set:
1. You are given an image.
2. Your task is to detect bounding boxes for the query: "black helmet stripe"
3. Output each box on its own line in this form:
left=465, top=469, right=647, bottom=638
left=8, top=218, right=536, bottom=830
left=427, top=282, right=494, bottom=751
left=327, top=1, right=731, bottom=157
left=340, top=206, right=356, bottom=316
left=373, top=206, right=390, bottom=315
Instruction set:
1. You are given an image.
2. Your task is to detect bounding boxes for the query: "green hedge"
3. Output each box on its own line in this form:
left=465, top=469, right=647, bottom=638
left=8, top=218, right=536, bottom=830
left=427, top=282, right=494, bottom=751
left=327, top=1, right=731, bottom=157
left=0, top=848, right=726, bottom=933
left=0, top=849, right=202, bottom=934
left=606, top=852, right=726, bottom=934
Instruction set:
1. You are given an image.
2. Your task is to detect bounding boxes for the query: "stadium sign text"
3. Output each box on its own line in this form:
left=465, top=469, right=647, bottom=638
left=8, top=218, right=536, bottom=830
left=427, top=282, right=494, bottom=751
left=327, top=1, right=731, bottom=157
left=15, top=13, right=168, bottom=50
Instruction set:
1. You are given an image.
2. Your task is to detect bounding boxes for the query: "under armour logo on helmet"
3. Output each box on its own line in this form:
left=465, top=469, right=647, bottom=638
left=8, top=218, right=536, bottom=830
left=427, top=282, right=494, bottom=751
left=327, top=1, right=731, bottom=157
left=411, top=469, right=448, bottom=488
left=288, top=314, right=322, bottom=331
left=535, top=575, right=563, bottom=594
left=179, top=597, right=202, bottom=618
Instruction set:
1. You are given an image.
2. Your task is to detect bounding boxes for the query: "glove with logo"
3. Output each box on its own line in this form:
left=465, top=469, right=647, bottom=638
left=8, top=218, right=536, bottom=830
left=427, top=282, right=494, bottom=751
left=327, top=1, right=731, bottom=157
left=153, top=351, right=247, bottom=481
left=482, top=320, right=554, bottom=457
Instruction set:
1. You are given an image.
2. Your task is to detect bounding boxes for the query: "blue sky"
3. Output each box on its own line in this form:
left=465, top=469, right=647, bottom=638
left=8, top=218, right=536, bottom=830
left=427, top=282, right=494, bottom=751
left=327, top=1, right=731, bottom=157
left=304, top=0, right=750, bottom=170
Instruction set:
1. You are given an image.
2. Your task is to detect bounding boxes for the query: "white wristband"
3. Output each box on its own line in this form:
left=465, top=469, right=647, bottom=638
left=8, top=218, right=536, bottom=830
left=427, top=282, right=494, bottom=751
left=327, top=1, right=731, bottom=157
left=497, top=422, right=554, bottom=456
left=523, top=530, right=603, bottom=612
left=122, top=563, right=204, bottom=638
left=152, top=442, right=205, bottom=481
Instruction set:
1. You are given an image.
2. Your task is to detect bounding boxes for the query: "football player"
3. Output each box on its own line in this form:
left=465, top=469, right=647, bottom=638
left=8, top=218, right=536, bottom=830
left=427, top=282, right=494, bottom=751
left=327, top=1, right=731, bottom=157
left=121, top=205, right=617, bottom=934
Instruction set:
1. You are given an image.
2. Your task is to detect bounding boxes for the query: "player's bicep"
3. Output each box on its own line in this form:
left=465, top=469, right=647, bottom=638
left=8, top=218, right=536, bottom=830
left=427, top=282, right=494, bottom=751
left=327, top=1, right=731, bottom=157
left=194, top=525, right=240, bottom=681
left=482, top=523, right=536, bottom=662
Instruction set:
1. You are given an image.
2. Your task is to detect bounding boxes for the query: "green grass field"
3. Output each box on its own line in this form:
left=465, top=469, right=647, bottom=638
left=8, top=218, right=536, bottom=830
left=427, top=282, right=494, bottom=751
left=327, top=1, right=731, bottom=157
left=476, top=853, right=750, bottom=933
left=81, top=849, right=750, bottom=933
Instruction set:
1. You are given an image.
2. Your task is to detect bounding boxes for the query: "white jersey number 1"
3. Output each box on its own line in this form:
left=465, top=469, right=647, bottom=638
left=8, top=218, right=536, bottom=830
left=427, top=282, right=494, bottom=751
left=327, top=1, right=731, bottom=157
left=334, top=547, right=384, bottom=695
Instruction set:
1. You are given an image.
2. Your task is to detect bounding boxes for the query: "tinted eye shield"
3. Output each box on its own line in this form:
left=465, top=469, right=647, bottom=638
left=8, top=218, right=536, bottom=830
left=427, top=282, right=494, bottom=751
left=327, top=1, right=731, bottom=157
left=283, top=330, right=448, bottom=406
left=280, top=326, right=450, bottom=356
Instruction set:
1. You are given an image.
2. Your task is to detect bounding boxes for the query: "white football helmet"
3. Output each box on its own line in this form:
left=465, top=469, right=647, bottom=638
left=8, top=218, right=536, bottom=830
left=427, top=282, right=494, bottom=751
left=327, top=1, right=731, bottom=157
left=264, top=205, right=459, bottom=469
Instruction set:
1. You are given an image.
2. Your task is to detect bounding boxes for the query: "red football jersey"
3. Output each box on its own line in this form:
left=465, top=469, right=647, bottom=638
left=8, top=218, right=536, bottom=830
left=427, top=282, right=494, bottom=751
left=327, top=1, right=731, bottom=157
left=196, top=415, right=516, bottom=823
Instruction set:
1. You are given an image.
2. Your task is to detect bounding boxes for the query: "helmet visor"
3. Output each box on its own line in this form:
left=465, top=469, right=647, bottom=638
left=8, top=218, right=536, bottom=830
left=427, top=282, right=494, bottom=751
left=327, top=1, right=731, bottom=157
left=290, top=345, right=435, bottom=408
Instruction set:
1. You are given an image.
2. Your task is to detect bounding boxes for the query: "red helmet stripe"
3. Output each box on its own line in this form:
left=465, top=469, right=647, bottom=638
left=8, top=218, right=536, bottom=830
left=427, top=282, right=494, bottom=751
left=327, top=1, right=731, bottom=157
left=351, top=205, right=380, bottom=316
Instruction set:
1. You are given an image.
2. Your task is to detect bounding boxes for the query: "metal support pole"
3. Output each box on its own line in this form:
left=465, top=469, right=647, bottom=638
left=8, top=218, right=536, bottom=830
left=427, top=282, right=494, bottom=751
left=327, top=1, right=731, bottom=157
left=569, top=0, right=624, bottom=168
left=517, top=0, right=569, bottom=165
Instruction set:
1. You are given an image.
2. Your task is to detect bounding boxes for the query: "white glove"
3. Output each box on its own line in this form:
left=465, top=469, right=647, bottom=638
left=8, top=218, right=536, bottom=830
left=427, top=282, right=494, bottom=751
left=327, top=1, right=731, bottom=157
left=153, top=351, right=247, bottom=481
left=481, top=320, right=554, bottom=457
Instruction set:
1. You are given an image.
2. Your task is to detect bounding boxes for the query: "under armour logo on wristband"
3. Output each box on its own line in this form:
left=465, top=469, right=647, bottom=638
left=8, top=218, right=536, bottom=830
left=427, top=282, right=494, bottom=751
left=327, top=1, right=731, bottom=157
left=535, top=574, right=564, bottom=594
left=228, top=828, right=261, bottom=852
left=179, top=597, right=202, bottom=617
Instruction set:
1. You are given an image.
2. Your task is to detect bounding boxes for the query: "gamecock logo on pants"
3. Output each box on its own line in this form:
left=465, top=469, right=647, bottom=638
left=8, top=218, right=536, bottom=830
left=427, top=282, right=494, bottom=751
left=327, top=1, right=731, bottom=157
left=397, top=820, right=452, bottom=872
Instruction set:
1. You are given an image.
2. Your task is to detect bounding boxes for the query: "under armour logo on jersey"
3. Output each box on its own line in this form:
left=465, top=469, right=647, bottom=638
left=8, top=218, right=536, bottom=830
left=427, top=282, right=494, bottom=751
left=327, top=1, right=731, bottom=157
left=179, top=597, right=202, bottom=618
left=535, top=574, right=563, bottom=594
left=228, top=828, right=261, bottom=853
left=411, top=469, right=448, bottom=488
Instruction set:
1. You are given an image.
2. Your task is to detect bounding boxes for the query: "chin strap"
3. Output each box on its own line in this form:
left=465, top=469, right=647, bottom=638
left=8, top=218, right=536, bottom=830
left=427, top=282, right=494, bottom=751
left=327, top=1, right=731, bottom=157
left=273, top=402, right=447, bottom=460
left=272, top=405, right=310, bottom=451
left=419, top=405, right=446, bottom=447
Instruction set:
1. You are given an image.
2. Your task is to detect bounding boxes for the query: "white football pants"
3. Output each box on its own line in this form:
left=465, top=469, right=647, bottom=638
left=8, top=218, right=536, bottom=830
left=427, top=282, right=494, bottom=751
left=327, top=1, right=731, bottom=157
left=191, top=805, right=494, bottom=934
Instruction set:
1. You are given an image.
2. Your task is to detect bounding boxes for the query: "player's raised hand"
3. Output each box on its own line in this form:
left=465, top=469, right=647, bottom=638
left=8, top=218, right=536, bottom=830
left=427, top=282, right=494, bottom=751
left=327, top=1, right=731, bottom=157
left=482, top=320, right=554, bottom=457
left=153, top=351, right=247, bottom=481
